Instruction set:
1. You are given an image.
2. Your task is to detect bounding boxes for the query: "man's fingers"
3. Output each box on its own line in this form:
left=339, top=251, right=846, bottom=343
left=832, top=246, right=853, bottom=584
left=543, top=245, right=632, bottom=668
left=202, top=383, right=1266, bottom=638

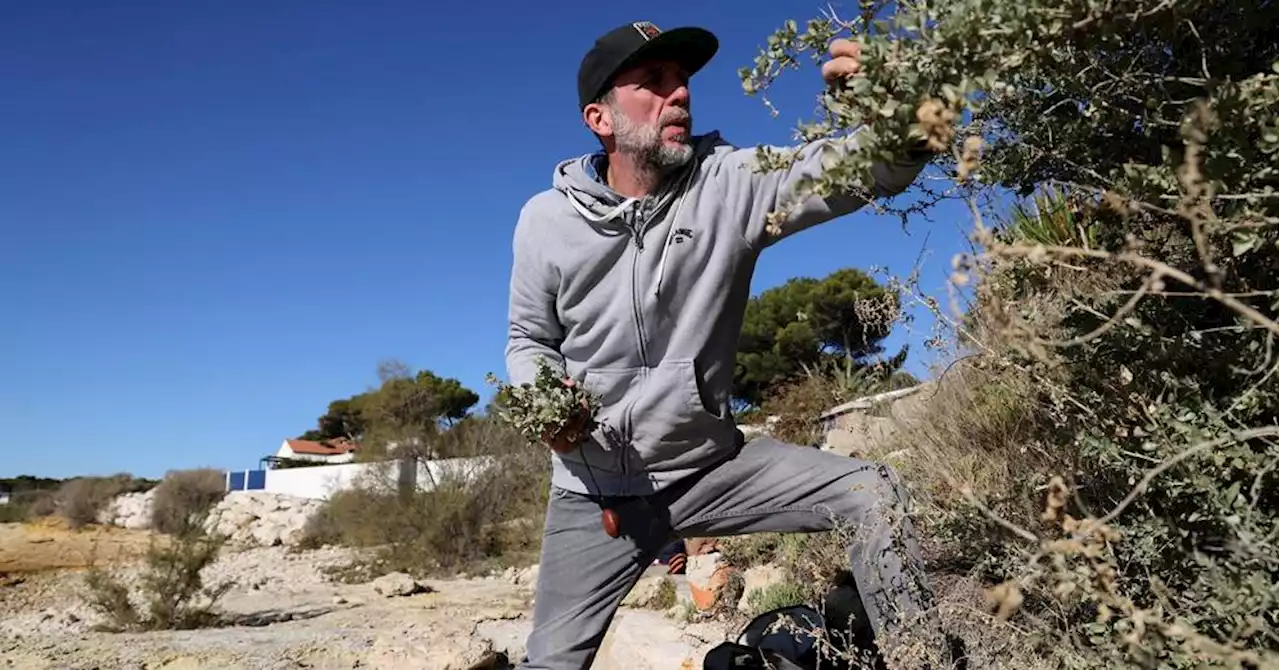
left=829, top=38, right=860, bottom=59
left=821, top=57, right=861, bottom=82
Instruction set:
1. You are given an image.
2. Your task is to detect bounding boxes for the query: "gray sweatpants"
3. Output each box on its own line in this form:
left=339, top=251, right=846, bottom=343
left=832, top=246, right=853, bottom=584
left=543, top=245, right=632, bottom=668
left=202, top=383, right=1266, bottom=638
left=518, top=437, right=943, bottom=669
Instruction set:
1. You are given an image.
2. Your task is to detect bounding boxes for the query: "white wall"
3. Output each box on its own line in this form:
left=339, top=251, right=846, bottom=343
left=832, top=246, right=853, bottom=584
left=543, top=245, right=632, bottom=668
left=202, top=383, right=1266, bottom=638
left=262, top=462, right=383, bottom=499
left=234, top=456, right=497, bottom=500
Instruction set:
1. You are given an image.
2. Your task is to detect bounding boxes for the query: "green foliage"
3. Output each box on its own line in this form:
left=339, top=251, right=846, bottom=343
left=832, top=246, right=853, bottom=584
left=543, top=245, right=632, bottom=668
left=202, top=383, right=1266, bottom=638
left=746, top=0, right=1277, bottom=665
left=299, top=360, right=481, bottom=458
left=745, top=581, right=809, bottom=616
left=486, top=357, right=602, bottom=447
left=84, top=512, right=230, bottom=631
left=735, top=267, right=904, bottom=406
left=302, top=396, right=368, bottom=442
left=721, top=531, right=850, bottom=605
left=997, top=185, right=1099, bottom=249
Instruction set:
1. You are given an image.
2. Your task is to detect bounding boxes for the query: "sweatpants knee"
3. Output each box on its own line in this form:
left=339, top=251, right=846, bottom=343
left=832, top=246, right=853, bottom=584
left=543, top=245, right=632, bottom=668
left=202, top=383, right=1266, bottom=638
left=821, top=460, right=908, bottom=527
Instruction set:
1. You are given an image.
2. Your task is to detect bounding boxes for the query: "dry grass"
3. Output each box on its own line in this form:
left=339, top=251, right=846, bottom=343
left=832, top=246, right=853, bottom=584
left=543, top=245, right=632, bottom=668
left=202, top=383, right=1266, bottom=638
left=853, top=362, right=1057, bottom=570
left=300, top=416, right=550, bottom=578
left=52, top=474, right=153, bottom=529
left=150, top=468, right=226, bottom=536
left=760, top=374, right=843, bottom=446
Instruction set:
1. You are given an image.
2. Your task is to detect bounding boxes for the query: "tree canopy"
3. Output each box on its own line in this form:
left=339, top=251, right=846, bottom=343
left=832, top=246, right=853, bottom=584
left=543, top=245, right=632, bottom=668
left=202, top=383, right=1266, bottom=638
left=733, top=267, right=904, bottom=406
left=296, top=362, right=479, bottom=449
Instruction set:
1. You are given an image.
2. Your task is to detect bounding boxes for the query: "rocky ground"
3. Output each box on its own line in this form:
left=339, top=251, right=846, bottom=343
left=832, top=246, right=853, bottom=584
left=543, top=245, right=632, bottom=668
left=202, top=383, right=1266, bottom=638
left=0, top=521, right=731, bottom=669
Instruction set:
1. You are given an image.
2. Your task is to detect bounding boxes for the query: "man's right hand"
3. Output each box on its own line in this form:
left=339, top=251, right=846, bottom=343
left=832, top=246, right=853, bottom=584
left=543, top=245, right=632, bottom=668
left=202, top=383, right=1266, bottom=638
left=540, top=377, right=590, bottom=454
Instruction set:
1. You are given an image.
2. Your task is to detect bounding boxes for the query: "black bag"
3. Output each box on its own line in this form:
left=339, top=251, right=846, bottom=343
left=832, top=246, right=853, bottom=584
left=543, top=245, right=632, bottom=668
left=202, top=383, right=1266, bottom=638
left=703, top=605, right=826, bottom=670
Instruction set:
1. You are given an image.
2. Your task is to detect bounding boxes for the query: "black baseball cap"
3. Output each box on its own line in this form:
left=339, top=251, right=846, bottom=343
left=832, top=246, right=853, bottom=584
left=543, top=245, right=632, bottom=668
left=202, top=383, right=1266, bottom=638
left=577, top=21, right=719, bottom=110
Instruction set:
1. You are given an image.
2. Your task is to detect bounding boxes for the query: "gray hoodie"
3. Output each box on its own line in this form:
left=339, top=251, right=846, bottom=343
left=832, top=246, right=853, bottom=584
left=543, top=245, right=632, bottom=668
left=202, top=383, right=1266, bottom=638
left=504, top=130, right=928, bottom=496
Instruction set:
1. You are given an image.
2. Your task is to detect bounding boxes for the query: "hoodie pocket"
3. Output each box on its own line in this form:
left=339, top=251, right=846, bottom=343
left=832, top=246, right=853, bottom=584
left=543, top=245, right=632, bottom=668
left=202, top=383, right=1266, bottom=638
left=627, top=359, right=732, bottom=471
left=567, top=367, right=641, bottom=475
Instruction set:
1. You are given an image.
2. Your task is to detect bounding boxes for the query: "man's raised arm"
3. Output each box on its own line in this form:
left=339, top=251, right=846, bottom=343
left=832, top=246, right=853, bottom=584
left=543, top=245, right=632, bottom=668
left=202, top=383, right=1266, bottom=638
left=710, top=134, right=931, bottom=250
left=708, top=38, right=933, bottom=250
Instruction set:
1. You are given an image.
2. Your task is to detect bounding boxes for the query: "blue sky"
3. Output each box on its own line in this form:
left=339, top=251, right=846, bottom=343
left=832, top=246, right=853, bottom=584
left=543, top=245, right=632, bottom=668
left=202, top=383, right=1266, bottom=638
left=0, top=1, right=974, bottom=479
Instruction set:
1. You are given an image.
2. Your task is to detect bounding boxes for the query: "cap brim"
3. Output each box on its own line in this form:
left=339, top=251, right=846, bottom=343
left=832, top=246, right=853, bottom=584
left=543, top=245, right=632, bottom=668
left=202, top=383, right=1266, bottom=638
left=622, top=26, right=719, bottom=80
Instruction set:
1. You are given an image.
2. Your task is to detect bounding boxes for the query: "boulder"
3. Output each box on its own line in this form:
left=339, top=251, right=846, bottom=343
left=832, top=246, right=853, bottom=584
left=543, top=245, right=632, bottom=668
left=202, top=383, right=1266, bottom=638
left=621, top=575, right=675, bottom=609
left=201, top=491, right=323, bottom=548
left=596, top=610, right=710, bottom=670
left=371, top=572, right=432, bottom=598
left=686, top=552, right=736, bottom=611
left=99, top=489, right=156, bottom=530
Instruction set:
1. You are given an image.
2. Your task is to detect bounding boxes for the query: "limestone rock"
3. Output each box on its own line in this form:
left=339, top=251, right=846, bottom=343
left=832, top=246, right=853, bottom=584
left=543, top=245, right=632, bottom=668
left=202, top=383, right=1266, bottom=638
left=98, top=489, right=156, bottom=530
left=686, top=552, right=735, bottom=611
left=199, top=491, right=324, bottom=548
left=739, top=563, right=788, bottom=612
left=621, top=575, right=674, bottom=609
left=371, top=572, right=432, bottom=598
left=596, top=610, right=711, bottom=670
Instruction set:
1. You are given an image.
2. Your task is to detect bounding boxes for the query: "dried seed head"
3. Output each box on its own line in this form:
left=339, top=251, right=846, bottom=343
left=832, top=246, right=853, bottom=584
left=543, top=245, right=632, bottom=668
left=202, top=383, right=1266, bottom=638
left=986, top=581, right=1024, bottom=621
left=1041, top=475, right=1069, bottom=522
left=915, top=98, right=957, bottom=152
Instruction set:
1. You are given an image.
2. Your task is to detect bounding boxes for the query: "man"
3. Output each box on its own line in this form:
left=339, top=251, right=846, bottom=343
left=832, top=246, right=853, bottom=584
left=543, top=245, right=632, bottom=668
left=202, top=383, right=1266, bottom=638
left=505, top=21, right=953, bottom=669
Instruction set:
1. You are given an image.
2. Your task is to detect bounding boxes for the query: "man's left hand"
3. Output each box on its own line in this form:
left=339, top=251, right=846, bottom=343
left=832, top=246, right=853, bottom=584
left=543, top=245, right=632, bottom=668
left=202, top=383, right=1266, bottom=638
left=821, top=39, right=861, bottom=85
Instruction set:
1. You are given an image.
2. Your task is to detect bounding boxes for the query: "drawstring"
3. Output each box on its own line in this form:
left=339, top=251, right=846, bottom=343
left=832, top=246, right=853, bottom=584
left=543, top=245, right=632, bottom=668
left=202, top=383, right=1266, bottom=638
left=566, top=193, right=637, bottom=223
left=562, top=160, right=698, bottom=298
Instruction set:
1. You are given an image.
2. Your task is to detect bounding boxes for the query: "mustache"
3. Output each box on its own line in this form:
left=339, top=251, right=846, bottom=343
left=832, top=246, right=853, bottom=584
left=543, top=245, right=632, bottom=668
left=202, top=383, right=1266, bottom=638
left=660, top=109, right=691, bottom=126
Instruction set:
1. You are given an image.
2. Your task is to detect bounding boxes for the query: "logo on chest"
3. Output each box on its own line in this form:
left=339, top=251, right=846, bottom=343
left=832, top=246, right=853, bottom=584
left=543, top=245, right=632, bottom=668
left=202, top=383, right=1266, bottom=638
left=671, top=228, right=694, bottom=244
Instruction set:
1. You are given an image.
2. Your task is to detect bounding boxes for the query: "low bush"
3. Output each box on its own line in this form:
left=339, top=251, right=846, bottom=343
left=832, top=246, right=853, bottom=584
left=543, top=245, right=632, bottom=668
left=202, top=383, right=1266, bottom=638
left=53, top=474, right=153, bottom=529
left=150, top=468, right=226, bottom=536
left=83, top=515, right=230, bottom=631
left=301, top=415, right=550, bottom=578
left=744, top=581, right=809, bottom=616
left=0, top=501, right=32, bottom=524
left=721, top=531, right=851, bottom=606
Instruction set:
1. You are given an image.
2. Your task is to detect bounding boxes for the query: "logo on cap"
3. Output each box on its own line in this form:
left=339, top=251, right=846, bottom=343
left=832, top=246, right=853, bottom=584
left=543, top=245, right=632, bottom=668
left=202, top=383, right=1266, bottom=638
left=632, top=22, right=661, bottom=40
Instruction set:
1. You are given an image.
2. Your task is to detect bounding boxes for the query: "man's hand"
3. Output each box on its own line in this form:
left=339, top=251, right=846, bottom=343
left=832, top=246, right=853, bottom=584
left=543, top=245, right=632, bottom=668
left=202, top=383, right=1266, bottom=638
left=540, top=377, right=590, bottom=454
left=821, top=38, right=861, bottom=85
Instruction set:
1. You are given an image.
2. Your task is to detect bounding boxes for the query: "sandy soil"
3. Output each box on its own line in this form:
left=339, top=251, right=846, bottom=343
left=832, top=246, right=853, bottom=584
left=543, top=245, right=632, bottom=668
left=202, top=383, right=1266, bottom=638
left=0, top=519, right=157, bottom=574
left=0, top=521, right=728, bottom=670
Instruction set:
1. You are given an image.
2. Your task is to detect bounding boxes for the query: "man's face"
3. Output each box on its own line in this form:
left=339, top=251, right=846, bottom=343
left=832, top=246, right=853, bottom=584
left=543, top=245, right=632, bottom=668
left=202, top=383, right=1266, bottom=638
left=593, top=59, right=694, bottom=172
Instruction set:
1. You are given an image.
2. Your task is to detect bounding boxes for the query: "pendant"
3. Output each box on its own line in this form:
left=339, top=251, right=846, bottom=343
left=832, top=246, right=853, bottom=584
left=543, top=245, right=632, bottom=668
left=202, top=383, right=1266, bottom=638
left=601, top=508, right=620, bottom=538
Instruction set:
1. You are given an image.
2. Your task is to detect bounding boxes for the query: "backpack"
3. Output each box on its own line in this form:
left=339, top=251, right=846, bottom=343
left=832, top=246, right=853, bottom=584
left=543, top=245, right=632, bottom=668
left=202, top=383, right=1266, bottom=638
left=702, top=605, right=825, bottom=670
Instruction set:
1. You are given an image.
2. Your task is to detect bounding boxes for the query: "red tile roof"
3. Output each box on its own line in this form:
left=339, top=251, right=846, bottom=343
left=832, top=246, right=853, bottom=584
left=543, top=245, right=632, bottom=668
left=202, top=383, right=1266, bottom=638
left=285, top=439, right=359, bottom=456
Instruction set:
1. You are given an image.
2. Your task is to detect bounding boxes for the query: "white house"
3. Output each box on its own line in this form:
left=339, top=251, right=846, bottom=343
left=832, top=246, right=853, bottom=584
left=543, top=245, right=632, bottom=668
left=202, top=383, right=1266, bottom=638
left=273, top=438, right=359, bottom=465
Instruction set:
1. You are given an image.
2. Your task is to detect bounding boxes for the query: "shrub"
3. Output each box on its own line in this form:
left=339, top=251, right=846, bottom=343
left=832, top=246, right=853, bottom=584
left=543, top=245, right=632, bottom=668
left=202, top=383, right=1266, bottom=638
left=150, top=468, right=226, bottom=536
left=745, top=581, right=809, bottom=616
left=760, top=361, right=913, bottom=447
left=721, top=531, right=851, bottom=606
left=302, top=415, right=550, bottom=578
left=83, top=523, right=231, bottom=631
left=53, top=474, right=151, bottom=529
left=760, top=375, right=841, bottom=447
left=742, top=0, right=1277, bottom=665
left=0, top=502, right=31, bottom=524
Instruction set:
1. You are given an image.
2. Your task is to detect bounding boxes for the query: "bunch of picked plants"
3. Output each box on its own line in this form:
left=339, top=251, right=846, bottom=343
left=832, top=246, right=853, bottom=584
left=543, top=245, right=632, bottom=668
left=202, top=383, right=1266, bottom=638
left=486, top=358, right=601, bottom=449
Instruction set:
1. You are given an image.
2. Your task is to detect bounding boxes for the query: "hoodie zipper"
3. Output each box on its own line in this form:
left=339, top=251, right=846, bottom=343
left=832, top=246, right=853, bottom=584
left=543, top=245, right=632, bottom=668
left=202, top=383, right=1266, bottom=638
left=621, top=203, right=657, bottom=485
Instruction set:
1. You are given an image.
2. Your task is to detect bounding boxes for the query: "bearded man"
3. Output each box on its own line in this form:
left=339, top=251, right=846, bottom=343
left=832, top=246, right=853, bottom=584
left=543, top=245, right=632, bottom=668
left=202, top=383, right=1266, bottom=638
left=504, top=21, right=959, bottom=670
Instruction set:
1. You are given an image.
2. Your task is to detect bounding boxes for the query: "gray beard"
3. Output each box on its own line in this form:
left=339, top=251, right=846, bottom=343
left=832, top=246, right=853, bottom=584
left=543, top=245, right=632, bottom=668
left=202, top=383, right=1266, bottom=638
left=611, top=104, right=695, bottom=178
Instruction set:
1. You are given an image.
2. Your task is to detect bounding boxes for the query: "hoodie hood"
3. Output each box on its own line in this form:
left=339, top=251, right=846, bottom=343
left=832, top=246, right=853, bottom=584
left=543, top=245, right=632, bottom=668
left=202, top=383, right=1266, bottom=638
left=551, top=132, right=722, bottom=225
